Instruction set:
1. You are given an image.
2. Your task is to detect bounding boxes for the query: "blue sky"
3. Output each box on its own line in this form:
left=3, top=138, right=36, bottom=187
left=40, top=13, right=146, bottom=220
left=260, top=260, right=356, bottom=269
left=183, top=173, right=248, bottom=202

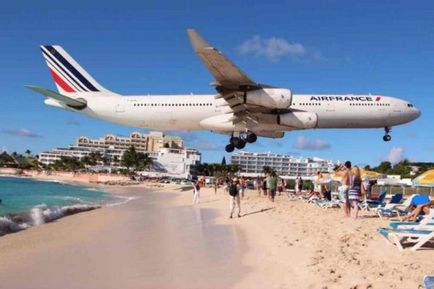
left=0, top=0, right=433, bottom=166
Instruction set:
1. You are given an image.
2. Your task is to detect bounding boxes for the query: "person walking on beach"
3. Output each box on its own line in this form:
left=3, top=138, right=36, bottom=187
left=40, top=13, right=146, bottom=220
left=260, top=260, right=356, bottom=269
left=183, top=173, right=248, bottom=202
left=228, top=178, right=241, bottom=218
left=348, top=166, right=362, bottom=219
left=269, top=173, right=277, bottom=202
left=193, top=180, right=201, bottom=205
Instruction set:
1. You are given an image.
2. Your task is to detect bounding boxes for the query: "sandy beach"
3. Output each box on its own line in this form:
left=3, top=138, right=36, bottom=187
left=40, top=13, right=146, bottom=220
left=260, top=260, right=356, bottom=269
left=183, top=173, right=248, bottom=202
left=0, top=182, right=433, bottom=289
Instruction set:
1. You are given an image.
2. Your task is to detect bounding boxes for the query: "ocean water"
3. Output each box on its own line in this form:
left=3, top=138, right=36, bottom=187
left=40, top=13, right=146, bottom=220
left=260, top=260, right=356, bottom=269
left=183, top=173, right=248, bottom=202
left=0, top=176, right=125, bottom=235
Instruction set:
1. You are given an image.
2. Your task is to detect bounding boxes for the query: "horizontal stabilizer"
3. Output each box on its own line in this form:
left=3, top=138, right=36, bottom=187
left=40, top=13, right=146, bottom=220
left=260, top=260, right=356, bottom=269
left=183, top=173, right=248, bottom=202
left=25, top=85, right=87, bottom=109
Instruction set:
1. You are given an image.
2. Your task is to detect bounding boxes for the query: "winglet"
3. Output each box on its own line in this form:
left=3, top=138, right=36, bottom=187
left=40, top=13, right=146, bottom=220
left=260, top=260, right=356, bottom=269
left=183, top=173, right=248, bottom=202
left=187, top=29, right=212, bottom=52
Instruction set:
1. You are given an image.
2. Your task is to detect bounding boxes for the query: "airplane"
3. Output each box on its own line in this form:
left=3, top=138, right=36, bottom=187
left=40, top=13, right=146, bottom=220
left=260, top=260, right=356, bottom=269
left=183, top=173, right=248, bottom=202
left=27, top=29, right=421, bottom=153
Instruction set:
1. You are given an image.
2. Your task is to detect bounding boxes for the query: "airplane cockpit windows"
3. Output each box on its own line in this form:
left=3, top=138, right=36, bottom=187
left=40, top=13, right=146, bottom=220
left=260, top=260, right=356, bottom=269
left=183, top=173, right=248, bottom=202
left=407, top=103, right=414, bottom=107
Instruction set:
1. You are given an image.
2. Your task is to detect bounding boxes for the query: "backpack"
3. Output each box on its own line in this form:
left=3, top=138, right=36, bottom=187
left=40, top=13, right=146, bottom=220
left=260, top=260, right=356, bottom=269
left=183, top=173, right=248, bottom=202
left=229, top=183, right=238, bottom=197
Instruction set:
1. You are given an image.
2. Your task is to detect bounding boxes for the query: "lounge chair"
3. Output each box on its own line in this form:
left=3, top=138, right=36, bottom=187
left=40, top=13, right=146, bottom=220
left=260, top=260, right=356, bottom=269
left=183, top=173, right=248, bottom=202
left=389, top=210, right=434, bottom=229
left=424, top=275, right=434, bottom=289
left=378, top=228, right=434, bottom=251
left=360, top=191, right=387, bottom=211
left=377, top=194, right=415, bottom=220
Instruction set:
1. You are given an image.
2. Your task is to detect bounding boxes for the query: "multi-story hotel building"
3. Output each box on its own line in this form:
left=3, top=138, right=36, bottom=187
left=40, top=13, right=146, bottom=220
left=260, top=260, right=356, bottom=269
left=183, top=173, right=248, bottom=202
left=230, top=151, right=336, bottom=178
left=39, top=132, right=200, bottom=178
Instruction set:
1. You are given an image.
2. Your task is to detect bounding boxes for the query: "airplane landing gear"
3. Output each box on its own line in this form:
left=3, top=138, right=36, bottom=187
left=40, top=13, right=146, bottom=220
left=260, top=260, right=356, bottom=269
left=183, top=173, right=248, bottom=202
left=383, top=127, right=392, bottom=142
left=225, top=144, right=235, bottom=153
left=225, top=131, right=257, bottom=152
left=230, top=137, right=246, bottom=149
left=245, top=132, right=257, bottom=143
left=239, top=131, right=257, bottom=144
left=383, top=135, right=392, bottom=142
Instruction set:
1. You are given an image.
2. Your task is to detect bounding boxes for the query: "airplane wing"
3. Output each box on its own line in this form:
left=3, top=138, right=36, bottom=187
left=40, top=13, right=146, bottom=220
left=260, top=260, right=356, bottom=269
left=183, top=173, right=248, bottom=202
left=187, top=29, right=259, bottom=93
left=188, top=29, right=283, bottom=132
left=25, top=85, right=87, bottom=109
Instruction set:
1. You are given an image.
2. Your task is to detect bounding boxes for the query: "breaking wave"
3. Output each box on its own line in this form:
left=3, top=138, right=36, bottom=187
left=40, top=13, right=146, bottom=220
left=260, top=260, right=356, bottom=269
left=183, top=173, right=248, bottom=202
left=0, top=203, right=101, bottom=236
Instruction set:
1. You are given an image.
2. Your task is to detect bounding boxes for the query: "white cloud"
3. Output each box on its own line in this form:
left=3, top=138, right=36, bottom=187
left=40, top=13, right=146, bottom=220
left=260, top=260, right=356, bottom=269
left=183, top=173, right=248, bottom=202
left=384, top=147, right=404, bottom=164
left=293, top=136, right=330, bottom=151
left=2, top=128, right=43, bottom=138
left=238, top=35, right=310, bottom=61
left=194, top=141, right=224, bottom=151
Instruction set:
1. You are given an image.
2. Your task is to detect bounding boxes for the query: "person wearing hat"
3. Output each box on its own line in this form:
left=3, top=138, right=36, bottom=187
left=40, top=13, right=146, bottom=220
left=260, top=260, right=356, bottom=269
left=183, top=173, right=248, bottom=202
left=228, top=177, right=241, bottom=218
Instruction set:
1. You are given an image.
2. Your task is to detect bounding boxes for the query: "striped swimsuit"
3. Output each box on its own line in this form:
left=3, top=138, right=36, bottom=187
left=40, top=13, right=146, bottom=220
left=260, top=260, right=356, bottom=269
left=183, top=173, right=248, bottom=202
left=348, top=176, right=361, bottom=201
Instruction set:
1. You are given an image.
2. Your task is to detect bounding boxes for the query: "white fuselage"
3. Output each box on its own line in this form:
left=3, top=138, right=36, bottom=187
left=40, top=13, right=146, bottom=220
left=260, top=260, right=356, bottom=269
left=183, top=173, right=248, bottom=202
left=51, top=93, right=420, bottom=133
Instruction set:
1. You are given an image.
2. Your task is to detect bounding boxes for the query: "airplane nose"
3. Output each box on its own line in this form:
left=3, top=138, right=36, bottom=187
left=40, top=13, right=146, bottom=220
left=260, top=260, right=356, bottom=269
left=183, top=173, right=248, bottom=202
left=414, top=107, right=421, bottom=119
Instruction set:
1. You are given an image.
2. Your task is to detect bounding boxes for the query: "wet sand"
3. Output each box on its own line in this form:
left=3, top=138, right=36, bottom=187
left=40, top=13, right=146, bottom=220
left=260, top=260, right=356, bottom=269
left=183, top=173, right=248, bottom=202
left=0, top=186, right=247, bottom=289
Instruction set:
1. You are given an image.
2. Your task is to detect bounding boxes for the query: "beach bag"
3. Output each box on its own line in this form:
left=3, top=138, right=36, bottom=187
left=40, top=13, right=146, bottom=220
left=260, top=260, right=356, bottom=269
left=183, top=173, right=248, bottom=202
left=229, top=184, right=238, bottom=197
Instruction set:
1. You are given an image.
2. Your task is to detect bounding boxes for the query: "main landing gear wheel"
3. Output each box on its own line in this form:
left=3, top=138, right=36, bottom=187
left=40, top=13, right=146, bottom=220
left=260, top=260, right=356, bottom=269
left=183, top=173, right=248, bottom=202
left=234, top=139, right=246, bottom=149
left=225, top=144, right=235, bottom=153
left=246, top=132, right=257, bottom=143
left=383, top=135, right=392, bottom=142
left=240, top=131, right=257, bottom=144
left=383, top=127, right=392, bottom=142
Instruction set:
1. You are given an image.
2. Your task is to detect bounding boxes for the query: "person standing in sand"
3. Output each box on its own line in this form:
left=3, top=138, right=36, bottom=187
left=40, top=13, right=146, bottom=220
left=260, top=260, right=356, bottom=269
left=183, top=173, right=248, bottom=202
left=348, top=166, right=362, bottom=219
left=262, top=176, right=268, bottom=196
left=228, top=178, right=241, bottom=218
left=338, top=161, right=352, bottom=217
left=239, top=176, right=246, bottom=198
left=193, top=180, right=201, bottom=205
left=295, top=176, right=300, bottom=194
left=269, top=173, right=277, bottom=202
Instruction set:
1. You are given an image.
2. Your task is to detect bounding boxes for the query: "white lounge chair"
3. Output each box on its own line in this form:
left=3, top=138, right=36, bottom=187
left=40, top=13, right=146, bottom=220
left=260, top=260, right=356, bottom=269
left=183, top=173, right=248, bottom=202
left=377, top=194, right=416, bottom=220
left=378, top=228, right=434, bottom=251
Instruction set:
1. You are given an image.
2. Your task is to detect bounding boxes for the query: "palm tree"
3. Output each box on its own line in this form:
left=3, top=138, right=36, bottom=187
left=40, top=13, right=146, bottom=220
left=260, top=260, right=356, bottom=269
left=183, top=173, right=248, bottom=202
left=121, top=146, right=153, bottom=171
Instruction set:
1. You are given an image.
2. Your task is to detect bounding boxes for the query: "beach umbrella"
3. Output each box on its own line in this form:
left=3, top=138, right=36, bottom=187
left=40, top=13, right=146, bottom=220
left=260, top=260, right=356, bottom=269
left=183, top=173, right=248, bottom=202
left=360, top=169, right=382, bottom=180
left=332, top=169, right=381, bottom=182
left=412, top=169, right=434, bottom=195
left=413, top=169, right=434, bottom=188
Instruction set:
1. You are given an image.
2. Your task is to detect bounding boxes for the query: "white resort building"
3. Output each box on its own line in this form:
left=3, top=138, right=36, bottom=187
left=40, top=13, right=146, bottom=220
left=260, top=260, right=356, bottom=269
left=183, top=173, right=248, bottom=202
left=39, top=132, right=200, bottom=178
left=230, top=151, right=336, bottom=179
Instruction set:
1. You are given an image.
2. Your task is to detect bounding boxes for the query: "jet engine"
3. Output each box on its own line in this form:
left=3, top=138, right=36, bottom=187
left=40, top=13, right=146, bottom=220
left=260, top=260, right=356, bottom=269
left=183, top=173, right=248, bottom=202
left=245, top=88, right=292, bottom=109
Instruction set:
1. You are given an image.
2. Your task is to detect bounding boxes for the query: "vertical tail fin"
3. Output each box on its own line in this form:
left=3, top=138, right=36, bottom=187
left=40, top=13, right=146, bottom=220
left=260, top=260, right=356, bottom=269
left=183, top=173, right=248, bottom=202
left=40, top=45, right=111, bottom=95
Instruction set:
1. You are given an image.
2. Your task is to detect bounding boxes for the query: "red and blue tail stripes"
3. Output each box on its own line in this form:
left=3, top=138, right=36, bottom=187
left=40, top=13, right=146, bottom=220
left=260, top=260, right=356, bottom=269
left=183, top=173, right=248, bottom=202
left=41, top=45, right=100, bottom=93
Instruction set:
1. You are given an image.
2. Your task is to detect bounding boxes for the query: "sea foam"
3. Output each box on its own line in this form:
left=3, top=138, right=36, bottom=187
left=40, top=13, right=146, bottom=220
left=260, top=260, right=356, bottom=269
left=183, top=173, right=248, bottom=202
left=0, top=204, right=101, bottom=236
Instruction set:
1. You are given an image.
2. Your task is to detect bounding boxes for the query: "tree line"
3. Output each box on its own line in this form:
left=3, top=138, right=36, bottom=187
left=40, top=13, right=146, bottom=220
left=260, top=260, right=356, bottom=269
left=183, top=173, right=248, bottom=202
left=364, top=160, right=433, bottom=179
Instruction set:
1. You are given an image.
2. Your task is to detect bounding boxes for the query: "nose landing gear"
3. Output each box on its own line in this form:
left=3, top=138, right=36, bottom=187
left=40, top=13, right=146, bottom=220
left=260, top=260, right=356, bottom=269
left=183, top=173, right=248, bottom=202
left=383, top=127, right=392, bottom=142
left=225, top=131, right=257, bottom=152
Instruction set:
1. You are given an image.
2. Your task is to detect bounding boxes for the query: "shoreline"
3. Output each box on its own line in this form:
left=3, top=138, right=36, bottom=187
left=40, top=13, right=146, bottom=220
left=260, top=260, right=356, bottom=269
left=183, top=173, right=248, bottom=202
left=0, top=173, right=142, bottom=236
